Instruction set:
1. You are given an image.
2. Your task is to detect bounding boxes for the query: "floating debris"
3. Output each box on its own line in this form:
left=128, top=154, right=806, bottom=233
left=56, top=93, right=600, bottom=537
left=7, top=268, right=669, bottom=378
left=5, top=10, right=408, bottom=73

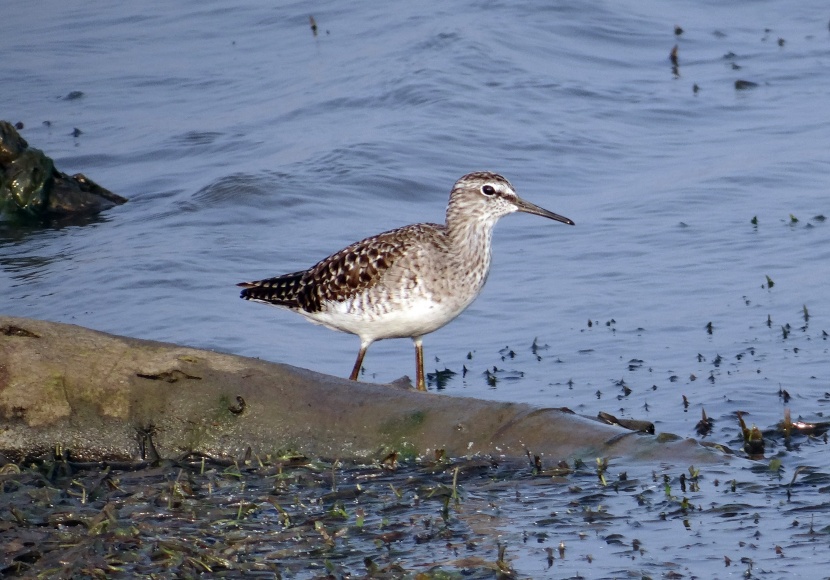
left=530, top=337, right=549, bottom=356
left=696, top=408, right=714, bottom=436
left=615, top=378, right=632, bottom=396
left=597, top=411, right=655, bottom=434
left=777, top=409, right=830, bottom=439
left=670, top=44, right=679, bottom=77
left=738, top=412, right=765, bottom=457
left=427, top=367, right=456, bottom=389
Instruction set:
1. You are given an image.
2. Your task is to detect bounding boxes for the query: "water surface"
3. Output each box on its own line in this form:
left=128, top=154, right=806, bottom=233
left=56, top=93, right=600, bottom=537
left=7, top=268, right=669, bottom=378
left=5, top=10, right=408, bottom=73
left=3, top=1, right=830, bottom=575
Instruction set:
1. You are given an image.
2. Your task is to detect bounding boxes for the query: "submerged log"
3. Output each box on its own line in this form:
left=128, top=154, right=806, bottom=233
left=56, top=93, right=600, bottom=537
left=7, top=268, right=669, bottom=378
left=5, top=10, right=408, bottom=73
left=0, top=316, right=718, bottom=464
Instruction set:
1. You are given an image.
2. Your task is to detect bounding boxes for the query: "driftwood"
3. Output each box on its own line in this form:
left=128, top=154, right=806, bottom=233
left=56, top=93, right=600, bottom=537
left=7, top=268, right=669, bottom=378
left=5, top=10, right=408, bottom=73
left=0, top=316, right=719, bottom=464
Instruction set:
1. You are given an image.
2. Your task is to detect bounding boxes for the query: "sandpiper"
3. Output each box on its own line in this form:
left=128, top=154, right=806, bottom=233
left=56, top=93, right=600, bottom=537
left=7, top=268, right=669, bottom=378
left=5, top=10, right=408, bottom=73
left=238, top=171, right=574, bottom=391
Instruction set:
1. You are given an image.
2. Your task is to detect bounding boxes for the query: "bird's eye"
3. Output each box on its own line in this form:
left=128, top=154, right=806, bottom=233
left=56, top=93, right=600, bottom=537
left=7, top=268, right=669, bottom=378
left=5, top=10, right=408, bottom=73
left=481, top=185, right=497, bottom=196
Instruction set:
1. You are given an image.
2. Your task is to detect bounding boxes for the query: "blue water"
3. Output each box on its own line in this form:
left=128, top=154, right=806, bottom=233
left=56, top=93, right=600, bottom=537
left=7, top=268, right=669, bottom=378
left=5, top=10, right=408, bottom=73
left=3, top=1, right=830, bottom=574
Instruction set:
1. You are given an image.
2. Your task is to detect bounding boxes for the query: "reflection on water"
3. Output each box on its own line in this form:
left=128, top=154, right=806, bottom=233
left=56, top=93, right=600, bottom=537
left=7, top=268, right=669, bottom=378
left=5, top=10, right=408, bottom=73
left=0, top=212, right=110, bottom=237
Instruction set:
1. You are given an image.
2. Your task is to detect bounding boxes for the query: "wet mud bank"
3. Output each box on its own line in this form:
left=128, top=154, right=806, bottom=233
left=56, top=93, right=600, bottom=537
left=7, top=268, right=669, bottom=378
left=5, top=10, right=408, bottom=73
left=0, top=316, right=719, bottom=465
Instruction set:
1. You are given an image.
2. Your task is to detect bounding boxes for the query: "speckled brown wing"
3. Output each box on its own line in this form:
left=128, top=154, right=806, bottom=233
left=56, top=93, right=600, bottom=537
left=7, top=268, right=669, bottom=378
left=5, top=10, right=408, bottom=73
left=239, top=224, right=435, bottom=313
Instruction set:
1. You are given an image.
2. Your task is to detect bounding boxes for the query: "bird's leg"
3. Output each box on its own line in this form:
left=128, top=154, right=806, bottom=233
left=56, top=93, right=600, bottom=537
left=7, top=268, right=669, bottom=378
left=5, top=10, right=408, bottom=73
left=350, top=343, right=369, bottom=381
left=413, top=336, right=426, bottom=391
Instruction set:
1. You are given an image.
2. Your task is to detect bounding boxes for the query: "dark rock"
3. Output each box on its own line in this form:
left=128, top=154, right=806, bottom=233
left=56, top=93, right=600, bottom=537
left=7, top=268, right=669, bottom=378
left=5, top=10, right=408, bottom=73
left=0, top=120, right=127, bottom=217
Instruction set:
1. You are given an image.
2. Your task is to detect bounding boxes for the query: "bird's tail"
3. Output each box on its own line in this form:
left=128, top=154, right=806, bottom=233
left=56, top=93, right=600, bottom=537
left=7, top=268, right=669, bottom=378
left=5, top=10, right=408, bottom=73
left=238, top=271, right=306, bottom=308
